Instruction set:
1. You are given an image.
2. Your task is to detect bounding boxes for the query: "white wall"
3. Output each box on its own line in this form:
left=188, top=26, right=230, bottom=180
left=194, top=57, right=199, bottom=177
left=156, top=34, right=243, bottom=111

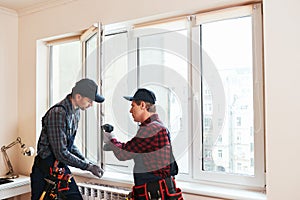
left=264, top=0, right=300, bottom=199
left=0, top=7, right=18, bottom=176
left=0, top=0, right=296, bottom=199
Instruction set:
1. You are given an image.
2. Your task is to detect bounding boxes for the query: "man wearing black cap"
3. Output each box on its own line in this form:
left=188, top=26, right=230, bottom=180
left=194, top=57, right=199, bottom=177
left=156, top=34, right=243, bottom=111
left=103, top=88, right=183, bottom=200
left=31, top=78, right=105, bottom=200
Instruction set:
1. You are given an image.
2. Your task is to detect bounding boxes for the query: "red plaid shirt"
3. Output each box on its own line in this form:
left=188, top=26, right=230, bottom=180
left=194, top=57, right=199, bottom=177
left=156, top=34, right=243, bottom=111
left=110, top=114, right=171, bottom=179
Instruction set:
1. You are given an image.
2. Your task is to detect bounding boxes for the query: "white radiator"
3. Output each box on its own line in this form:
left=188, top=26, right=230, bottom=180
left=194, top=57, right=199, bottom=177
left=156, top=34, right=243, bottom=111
left=77, top=182, right=131, bottom=200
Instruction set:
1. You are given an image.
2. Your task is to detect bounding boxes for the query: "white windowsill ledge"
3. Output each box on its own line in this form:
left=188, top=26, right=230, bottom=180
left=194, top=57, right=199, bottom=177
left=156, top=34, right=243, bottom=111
left=0, top=175, right=31, bottom=199
left=177, top=181, right=266, bottom=200
left=71, top=168, right=266, bottom=200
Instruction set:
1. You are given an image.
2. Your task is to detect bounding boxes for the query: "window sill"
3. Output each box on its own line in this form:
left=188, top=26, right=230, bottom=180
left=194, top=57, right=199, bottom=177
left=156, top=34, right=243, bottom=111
left=71, top=168, right=266, bottom=200
left=0, top=175, right=31, bottom=199
left=177, top=181, right=266, bottom=200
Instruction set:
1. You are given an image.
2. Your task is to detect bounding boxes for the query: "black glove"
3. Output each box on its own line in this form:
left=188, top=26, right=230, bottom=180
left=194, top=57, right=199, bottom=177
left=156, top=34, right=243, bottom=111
left=86, top=164, right=104, bottom=178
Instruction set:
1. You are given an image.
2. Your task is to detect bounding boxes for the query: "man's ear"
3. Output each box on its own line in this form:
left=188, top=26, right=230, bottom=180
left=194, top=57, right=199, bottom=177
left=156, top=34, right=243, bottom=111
left=140, top=101, right=147, bottom=110
left=75, top=93, right=82, bottom=101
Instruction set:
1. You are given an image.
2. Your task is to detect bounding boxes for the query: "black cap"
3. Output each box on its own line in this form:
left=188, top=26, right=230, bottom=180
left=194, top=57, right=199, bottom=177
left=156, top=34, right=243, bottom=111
left=124, top=88, right=156, bottom=104
left=72, top=78, right=105, bottom=103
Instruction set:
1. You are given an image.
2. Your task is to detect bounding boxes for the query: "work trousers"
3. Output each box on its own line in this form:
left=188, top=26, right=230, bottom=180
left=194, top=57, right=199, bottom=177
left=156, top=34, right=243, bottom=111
left=30, top=156, right=83, bottom=200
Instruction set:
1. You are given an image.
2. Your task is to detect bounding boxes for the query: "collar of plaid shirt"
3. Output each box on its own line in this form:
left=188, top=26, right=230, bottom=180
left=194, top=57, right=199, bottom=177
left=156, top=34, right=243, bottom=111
left=140, top=113, right=160, bottom=126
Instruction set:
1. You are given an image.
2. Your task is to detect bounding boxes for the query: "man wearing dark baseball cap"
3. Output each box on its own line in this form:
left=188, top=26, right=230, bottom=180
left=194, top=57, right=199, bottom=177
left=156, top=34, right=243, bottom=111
left=123, top=88, right=156, bottom=104
left=31, top=78, right=105, bottom=200
left=72, top=78, right=105, bottom=104
left=103, top=88, right=182, bottom=199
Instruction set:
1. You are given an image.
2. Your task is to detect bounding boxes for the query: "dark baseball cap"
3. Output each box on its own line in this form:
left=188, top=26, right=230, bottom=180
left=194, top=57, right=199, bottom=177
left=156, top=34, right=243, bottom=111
left=72, top=78, right=105, bottom=103
left=124, top=88, right=156, bottom=104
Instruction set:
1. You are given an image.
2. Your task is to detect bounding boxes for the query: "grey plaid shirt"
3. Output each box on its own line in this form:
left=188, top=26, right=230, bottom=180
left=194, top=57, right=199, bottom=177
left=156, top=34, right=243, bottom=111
left=37, top=94, right=88, bottom=170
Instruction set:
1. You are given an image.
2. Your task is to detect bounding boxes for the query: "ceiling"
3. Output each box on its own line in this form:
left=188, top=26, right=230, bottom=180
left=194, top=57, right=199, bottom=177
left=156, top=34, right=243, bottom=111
left=0, top=0, right=59, bottom=12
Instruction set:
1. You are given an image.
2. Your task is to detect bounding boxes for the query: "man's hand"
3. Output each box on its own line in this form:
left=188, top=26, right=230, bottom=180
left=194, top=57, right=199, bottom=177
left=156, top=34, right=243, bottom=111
left=86, top=164, right=104, bottom=178
left=103, top=143, right=113, bottom=151
left=103, top=131, right=115, bottom=143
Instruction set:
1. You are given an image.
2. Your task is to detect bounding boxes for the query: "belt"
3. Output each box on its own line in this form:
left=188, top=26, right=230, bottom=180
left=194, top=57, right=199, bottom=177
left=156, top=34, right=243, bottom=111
left=34, top=155, right=64, bottom=175
left=133, top=177, right=176, bottom=199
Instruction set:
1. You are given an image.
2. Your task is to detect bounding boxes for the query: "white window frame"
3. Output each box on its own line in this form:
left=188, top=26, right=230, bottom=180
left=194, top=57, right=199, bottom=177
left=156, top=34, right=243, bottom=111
left=192, top=3, right=265, bottom=188
left=47, top=24, right=104, bottom=164
left=46, top=3, right=265, bottom=190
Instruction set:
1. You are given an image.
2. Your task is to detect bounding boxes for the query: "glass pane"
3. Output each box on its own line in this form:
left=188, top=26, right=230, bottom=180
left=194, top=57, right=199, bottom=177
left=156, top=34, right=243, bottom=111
left=51, top=41, right=82, bottom=104
left=201, top=16, right=254, bottom=176
left=50, top=40, right=83, bottom=154
left=85, top=33, right=99, bottom=162
left=139, top=30, right=190, bottom=174
left=102, top=32, right=136, bottom=173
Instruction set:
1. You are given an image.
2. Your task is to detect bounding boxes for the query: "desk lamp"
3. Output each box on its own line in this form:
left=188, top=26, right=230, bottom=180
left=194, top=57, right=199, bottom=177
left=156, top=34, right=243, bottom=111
left=1, top=137, right=35, bottom=179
